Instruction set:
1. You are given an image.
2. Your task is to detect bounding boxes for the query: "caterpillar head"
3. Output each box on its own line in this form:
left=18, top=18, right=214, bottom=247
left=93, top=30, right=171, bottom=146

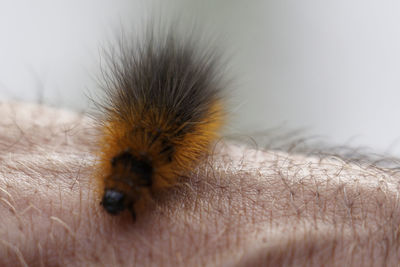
left=100, top=150, right=153, bottom=219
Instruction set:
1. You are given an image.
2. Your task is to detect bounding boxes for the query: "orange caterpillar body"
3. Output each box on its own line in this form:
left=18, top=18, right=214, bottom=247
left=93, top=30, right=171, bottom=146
left=96, top=28, right=225, bottom=219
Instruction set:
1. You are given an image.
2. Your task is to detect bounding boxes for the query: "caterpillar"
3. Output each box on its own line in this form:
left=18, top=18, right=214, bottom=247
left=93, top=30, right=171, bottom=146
left=95, top=25, right=226, bottom=220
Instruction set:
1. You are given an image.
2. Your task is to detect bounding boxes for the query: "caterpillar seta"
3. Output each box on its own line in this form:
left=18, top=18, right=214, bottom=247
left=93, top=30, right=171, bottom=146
left=95, top=24, right=226, bottom=220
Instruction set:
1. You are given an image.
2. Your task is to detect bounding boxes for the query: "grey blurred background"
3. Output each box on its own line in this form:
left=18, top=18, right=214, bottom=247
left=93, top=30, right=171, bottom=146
left=1, top=0, right=400, bottom=155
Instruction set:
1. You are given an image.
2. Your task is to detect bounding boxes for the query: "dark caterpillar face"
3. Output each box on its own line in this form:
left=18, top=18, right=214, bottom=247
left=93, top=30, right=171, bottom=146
left=101, top=151, right=153, bottom=218
left=101, top=189, right=126, bottom=215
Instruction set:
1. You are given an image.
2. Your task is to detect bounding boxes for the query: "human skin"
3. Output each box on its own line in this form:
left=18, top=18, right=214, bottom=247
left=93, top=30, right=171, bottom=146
left=0, top=101, right=399, bottom=266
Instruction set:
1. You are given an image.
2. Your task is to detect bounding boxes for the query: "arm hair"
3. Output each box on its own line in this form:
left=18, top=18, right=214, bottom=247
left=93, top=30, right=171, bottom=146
left=0, top=102, right=398, bottom=266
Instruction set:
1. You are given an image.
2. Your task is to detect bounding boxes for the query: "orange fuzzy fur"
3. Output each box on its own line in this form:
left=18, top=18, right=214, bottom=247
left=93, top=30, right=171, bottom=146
left=96, top=99, right=224, bottom=214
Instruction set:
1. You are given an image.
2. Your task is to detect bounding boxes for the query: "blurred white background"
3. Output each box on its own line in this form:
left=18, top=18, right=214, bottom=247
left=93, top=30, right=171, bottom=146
left=1, top=0, right=400, bottom=155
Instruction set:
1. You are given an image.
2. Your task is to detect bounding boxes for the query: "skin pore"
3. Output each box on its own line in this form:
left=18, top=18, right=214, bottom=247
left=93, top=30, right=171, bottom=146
left=0, top=101, right=399, bottom=266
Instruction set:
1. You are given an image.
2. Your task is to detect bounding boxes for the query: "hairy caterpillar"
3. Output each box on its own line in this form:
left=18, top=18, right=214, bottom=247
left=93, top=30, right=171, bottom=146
left=95, top=25, right=226, bottom=219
